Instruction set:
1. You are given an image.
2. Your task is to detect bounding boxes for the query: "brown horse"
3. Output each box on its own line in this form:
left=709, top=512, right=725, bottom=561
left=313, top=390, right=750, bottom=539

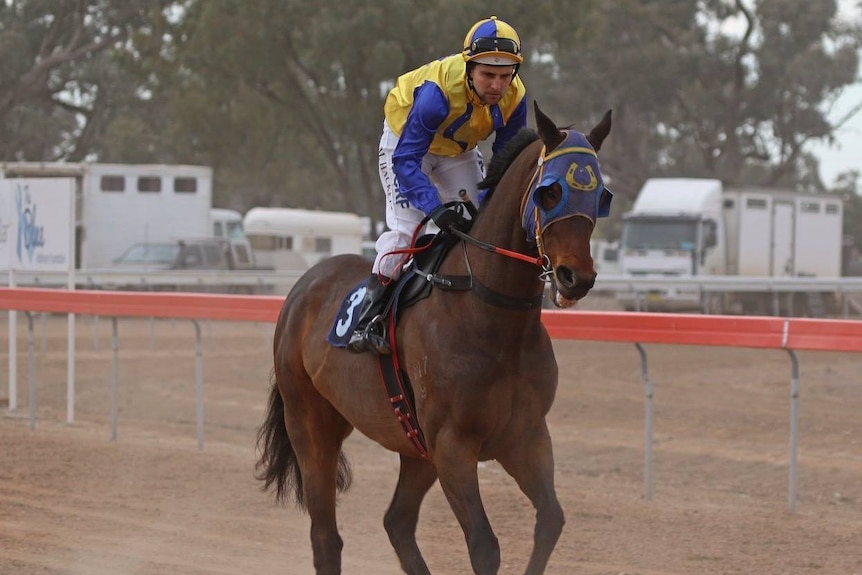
left=256, top=102, right=612, bottom=575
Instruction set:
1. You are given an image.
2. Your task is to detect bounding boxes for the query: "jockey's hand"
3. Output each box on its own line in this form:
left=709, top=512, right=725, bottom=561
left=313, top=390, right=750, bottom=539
left=430, top=206, right=469, bottom=233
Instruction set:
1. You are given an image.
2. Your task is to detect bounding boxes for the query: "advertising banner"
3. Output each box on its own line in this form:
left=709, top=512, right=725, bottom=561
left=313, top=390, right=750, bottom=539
left=0, top=177, right=74, bottom=272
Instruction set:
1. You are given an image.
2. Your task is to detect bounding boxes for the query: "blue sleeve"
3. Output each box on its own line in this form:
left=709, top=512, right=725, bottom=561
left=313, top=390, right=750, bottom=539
left=391, top=82, right=450, bottom=215
left=491, top=96, right=528, bottom=156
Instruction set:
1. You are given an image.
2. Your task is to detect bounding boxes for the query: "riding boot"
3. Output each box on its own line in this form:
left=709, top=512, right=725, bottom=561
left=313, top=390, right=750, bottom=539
left=347, top=274, right=392, bottom=355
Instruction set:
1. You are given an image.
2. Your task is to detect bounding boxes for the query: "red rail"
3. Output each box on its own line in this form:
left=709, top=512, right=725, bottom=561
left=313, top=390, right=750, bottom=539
left=542, top=310, right=862, bottom=352
left=2, top=287, right=861, bottom=351
left=1, top=287, right=285, bottom=323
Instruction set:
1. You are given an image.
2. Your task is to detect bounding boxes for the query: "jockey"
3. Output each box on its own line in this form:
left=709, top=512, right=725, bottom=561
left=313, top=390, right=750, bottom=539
left=349, top=15, right=528, bottom=354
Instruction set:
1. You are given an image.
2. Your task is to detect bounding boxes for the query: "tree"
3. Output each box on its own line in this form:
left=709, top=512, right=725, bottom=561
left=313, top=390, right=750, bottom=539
left=133, top=1, right=534, bottom=221
left=0, top=0, right=177, bottom=161
left=521, top=0, right=861, bottom=239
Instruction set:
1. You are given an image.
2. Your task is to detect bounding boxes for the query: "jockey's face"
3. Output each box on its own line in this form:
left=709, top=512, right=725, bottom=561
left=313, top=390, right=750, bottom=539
left=469, top=63, right=516, bottom=105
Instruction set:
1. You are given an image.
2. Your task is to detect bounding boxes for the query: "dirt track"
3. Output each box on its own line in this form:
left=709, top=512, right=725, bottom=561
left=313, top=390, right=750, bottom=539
left=1, top=307, right=861, bottom=575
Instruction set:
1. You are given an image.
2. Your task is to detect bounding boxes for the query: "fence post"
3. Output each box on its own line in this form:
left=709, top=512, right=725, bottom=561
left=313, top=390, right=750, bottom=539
left=635, top=342, right=654, bottom=501
left=787, top=349, right=800, bottom=512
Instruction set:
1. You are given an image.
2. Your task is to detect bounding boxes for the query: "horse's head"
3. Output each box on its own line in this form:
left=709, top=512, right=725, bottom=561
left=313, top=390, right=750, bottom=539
left=521, top=102, right=612, bottom=307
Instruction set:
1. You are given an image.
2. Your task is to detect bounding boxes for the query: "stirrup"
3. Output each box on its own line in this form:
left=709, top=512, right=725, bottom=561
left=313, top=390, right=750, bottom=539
left=347, top=317, right=391, bottom=355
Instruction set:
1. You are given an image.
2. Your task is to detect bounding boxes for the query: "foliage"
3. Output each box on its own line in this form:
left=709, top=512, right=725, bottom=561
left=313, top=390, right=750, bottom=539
left=0, top=0, right=175, bottom=161
left=1, top=0, right=860, bottom=236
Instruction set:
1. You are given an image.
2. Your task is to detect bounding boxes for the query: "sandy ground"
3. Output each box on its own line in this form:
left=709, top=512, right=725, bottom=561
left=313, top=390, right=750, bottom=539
left=1, top=301, right=861, bottom=575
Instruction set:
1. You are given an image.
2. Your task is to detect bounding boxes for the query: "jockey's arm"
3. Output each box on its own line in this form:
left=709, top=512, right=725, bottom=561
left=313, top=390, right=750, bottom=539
left=391, top=82, right=449, bottom=215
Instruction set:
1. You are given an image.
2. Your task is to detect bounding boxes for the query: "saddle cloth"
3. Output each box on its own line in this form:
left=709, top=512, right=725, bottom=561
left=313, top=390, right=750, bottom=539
left=326, top=278, right=368, bottom=348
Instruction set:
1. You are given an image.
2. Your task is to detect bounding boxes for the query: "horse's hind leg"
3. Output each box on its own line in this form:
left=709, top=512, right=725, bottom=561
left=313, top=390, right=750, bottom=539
left=495, top=421, right=564, bottom=575
left=383, top=455, right=438, bottom=575
left=281, top=371, right=354, bottom=575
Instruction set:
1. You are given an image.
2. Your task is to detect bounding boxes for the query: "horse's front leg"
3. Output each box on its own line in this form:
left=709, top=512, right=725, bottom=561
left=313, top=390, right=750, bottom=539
left=434, top=430, right=500, bottom=575
left=383, top=455, right=439, bottom=575
left=495, top=419, right=564, bottom=575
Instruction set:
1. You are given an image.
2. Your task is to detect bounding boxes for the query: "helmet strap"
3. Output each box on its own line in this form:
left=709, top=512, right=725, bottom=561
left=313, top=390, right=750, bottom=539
left=466, top=62, right=479, bottom=99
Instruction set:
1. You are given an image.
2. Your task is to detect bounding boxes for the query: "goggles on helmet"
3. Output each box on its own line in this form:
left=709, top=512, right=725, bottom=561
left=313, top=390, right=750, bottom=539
left=469, top=37, right=520, bottom=58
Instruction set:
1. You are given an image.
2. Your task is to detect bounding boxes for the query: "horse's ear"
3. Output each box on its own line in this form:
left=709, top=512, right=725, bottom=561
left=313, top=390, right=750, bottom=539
left=533, top=101, right=565, bottom=151
left=586, top=110, right=612, bottom=152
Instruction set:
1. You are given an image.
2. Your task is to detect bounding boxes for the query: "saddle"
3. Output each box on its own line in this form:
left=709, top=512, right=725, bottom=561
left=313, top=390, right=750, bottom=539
left=384, top=232, right=471, bottom=313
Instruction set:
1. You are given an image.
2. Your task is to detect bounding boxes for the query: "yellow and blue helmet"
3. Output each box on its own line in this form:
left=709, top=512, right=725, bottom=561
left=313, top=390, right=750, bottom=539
left=462, top=16, right=523, bottom=66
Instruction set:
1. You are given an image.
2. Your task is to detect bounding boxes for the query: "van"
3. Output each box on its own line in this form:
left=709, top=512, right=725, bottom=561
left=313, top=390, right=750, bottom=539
left=243, top=207, right=364, bottom=269
left=209, top=208, right=245, bottom=241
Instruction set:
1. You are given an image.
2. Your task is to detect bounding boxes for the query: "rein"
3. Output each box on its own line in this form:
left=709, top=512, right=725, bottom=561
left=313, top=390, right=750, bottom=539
left=450, top=227, right=545, bottom=267
left=441, top=144, right=565, bottom=303
left=390, top=194, right=546, bottom=269
left=452, top=138, right=585, bottom=270
left=448, top=146, right=551, bottom=269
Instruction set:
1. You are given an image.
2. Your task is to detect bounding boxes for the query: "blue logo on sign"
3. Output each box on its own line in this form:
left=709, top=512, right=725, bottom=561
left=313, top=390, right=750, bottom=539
left=16, top=183, right=45, bottom=263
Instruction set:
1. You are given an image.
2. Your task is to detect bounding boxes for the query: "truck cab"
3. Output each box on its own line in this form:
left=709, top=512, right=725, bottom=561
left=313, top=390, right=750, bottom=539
left=618, top=178, right=725, bottom=310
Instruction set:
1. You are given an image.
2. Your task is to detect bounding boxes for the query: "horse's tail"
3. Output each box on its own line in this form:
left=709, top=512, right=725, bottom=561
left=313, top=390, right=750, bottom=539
left=255, top=372, right=305, bottom=507
left=254, top=371, right=354, bottom=509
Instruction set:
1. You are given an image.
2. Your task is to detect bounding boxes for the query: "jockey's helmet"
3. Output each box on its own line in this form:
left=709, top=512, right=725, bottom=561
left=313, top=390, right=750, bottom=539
left=462, top=16, right=523, bottom=66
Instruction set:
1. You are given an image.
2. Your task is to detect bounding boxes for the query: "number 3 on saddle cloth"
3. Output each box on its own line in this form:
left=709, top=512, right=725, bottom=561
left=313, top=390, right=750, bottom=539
left=327, top=232, right=469, bottom=350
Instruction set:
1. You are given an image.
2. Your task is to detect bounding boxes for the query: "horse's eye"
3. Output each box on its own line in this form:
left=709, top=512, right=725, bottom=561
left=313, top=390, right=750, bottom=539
left=539, top=183, right=562, bottom=212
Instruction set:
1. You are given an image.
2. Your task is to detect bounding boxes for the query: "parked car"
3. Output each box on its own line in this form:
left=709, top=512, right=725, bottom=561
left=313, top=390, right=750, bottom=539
left=111, top=238, right=274, bottom=293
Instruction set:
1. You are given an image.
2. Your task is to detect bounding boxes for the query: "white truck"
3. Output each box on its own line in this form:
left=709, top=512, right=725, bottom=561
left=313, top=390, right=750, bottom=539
left=617, top=178, right=844, bottom=314
left=0, top=162, right=213, bottom=269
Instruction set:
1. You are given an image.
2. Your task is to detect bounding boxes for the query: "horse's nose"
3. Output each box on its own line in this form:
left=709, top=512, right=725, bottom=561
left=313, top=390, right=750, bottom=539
left=556, top=266, right=596, bottom=298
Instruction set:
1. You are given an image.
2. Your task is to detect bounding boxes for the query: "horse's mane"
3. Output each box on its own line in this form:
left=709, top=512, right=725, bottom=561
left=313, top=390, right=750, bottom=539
left=477, top=128, right=540, bottom=204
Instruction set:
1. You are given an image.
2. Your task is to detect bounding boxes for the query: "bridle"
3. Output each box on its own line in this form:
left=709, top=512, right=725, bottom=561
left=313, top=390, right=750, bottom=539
left=452, top=129, right=612, bottom=295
